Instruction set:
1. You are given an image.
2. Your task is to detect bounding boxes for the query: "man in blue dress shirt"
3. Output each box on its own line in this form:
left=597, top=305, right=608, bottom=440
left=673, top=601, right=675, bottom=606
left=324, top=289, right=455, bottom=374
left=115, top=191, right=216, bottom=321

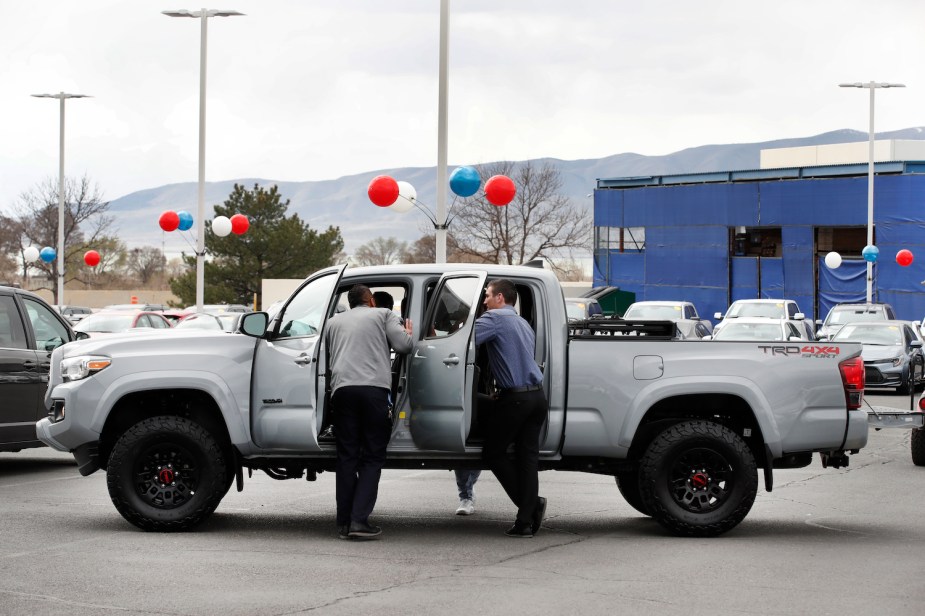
left=475, top=278, right=548, bottom=538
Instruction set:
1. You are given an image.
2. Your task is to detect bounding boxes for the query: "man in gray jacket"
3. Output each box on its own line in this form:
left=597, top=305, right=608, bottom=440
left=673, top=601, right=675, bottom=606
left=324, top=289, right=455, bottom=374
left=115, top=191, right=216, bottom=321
left=325, top=284, right=413, bottom=540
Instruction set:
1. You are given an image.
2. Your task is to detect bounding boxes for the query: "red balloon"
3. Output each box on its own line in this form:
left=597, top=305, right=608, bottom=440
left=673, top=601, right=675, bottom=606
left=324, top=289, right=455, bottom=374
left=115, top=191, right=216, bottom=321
left=159, top=210, right=180, bottom=232
left=484, top=175, right=516, bottom=206
left=896, top=249, right=914, bottom=267
left=368, top=175, right=399, bottom=207
left=84, top=250, right=100, bottom=267
left=230, top=214, right=250, bottom=235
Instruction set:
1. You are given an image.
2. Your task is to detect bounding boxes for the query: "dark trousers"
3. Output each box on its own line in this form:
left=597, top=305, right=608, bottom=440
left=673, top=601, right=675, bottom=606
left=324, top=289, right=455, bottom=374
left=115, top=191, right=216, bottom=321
left=482, top=389, right=547, bottom=524
left=332, top=386, right=392, bottom=526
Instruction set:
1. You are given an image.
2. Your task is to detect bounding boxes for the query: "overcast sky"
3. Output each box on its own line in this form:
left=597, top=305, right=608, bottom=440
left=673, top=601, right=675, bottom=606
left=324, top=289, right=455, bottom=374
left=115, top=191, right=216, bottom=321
left=2, top=0, right=924, bottom=212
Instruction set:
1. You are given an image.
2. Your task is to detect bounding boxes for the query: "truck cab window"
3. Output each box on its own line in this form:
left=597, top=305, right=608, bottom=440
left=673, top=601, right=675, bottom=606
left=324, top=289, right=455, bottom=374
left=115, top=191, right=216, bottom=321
left=276, top=272, right=338, bottom=339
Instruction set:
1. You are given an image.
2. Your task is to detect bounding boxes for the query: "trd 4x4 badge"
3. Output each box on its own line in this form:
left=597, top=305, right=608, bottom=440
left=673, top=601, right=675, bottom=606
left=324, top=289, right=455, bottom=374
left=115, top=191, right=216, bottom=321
left=758, top=345, right=840, bottom=357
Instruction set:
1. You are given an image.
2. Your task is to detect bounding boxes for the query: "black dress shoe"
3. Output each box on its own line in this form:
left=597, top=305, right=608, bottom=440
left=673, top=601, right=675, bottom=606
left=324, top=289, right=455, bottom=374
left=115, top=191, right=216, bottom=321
left=504, top=521, right=534, bottom=538
left=348, top=520, right=382, bottom=539
left=532, top=496, right=547, bottom=535
left=337, top=524, right=350, bottom=540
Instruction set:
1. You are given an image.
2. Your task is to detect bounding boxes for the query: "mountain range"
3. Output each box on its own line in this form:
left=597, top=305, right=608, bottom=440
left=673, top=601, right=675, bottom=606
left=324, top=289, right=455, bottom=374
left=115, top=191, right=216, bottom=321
left=109, top=127, right=925, bottom=256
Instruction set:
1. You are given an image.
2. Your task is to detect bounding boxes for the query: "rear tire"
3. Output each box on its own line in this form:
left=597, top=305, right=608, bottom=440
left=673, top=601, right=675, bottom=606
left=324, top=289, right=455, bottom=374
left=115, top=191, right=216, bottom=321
left=615, top=471, right=651, bottom=516
left=107, top=416, right=229, bottom=532
left=639, top=420, right=758, bottom=537
left=912, top=428, right=925, bottom=467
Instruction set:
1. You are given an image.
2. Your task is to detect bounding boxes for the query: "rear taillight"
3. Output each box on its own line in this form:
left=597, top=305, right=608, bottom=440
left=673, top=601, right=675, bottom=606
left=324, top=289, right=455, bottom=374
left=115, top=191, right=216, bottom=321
left=839, top=356, right=865, bottom=410
left=918, top=396, right=925, bottom=412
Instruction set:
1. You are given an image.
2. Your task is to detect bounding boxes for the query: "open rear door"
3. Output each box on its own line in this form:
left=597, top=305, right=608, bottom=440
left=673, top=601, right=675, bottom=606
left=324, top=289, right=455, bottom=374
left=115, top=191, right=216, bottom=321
left=408, top=271, right=487, bottom=451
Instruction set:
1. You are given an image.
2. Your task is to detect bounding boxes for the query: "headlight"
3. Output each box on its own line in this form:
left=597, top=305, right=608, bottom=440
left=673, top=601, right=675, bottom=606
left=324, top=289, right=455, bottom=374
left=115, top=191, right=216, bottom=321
left=891, top=355, right=903, bottom=367
left=61, top=355, right=111, bottom=382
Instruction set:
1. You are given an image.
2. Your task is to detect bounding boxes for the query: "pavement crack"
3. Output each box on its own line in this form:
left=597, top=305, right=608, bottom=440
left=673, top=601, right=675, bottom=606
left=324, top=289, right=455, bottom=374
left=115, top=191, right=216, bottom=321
left=0, top=588, right=185, bottom=615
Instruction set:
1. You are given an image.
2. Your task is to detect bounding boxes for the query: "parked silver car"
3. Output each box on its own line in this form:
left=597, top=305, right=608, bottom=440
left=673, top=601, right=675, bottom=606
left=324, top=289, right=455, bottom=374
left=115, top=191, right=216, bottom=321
left=831, top=320, right=924, bottom=394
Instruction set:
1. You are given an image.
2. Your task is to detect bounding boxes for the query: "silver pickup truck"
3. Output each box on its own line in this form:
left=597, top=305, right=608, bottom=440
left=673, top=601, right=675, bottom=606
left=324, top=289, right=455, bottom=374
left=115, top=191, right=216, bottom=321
left=37, top=264, right=872, bottom=537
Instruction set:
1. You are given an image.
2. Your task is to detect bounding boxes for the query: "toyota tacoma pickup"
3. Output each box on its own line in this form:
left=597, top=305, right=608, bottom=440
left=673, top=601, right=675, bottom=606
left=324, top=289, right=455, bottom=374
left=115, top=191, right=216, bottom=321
left=37, top=264, right=871, bottom=537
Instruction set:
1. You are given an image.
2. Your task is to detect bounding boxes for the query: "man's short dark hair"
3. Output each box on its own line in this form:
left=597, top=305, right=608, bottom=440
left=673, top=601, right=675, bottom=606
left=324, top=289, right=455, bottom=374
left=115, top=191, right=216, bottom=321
left=372, top=291, right=394, bottom=311
left=488, top=278, right=517, bottom=306
left=348, top=285, right=371, bottom=308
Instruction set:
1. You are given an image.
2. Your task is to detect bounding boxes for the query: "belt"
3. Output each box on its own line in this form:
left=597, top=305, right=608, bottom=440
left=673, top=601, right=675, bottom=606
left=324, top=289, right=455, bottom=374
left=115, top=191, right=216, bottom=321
left=500, top=384, right=543, bottom=394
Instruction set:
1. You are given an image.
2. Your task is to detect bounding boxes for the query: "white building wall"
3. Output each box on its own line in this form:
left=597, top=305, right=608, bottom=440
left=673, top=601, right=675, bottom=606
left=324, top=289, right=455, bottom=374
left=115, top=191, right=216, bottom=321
left=760, top=140, right=925, bottom=169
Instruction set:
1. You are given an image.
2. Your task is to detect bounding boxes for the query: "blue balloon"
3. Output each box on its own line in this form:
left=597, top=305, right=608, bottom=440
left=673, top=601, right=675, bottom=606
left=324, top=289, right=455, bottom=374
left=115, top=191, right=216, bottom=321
left=862, top=245, right=879, bottom=263
left=177, top=210, right=194, bottom=231
left=39, top=247, right=56, bottom=263
left=449, top=166, right=481, bottom=197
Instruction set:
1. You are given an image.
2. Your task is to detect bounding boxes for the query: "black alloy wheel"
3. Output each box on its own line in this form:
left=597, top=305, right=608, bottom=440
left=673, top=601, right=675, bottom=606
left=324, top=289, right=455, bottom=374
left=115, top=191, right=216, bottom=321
left=639, top=420, right=758, bottom=537
left=107, top=416, right=229, bottom=532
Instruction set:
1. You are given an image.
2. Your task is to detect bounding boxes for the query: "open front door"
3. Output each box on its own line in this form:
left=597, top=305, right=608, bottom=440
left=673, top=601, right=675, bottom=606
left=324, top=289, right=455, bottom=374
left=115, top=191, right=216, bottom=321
left=251, top=265, right=347, bottom=451
left=408, top=271, right=487, bottom=451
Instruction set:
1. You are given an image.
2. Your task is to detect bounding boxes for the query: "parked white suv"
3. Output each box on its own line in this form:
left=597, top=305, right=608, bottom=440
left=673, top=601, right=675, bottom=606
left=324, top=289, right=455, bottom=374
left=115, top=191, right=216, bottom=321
left=713, top=299, right=812, bottom=339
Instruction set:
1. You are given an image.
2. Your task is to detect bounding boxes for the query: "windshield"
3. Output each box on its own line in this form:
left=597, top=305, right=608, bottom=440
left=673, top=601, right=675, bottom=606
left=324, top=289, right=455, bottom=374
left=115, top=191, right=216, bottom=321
left=623, top=304, right=682, bottom=320
left=832, top=324, right=902, bottom=346
left=713, top=322, right=785, bottom=341
left=726, top=302, right=786, bottom=319
left=565, top=303, right=585, bottom=320
left=75, top=313, right=136, bottom=333
left=826, top=307, right=883, bottom=326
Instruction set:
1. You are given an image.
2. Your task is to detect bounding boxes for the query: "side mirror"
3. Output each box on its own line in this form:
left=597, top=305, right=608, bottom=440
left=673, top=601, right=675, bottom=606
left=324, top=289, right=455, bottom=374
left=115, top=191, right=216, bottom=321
left=713, top=312, right=723, bottom=320
left=44, top=337, right=64, bottom=352
left=75, top=331, right=90, bottom=341
left=240, top=312, right=269, bottom=338
left=911, top=340, right=923, bottom=350
left=794, top=312, right=806, bottom=320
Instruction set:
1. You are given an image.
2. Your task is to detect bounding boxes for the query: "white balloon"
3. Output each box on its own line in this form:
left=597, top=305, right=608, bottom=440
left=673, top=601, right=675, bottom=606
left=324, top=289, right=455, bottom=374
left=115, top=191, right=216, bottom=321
left=212, top=215, right=232, bottom=237
left=390, top=181, right=416, bottom=213
left=23, top=246, right=39, bottom=263
left=824, top=251, right=842, bottom=269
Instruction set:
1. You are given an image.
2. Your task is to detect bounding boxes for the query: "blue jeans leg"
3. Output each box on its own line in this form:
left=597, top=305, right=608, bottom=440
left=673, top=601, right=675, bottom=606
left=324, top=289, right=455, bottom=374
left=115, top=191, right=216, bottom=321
left=454, top=469, right=481, bottom=500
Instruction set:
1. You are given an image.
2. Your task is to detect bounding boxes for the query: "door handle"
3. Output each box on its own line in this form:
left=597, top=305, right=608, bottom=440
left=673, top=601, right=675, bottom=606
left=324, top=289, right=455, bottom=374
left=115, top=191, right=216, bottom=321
left=294, top=355, right=313, bottom=365
left=443, top=355, right=460, bottom=366
left=22, top=360, right=38, bottom=370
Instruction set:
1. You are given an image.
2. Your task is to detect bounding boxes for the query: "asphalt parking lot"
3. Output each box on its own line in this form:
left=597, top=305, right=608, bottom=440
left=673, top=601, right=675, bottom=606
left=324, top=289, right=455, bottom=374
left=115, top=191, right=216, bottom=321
left=1, top=391, right=923, bottom=616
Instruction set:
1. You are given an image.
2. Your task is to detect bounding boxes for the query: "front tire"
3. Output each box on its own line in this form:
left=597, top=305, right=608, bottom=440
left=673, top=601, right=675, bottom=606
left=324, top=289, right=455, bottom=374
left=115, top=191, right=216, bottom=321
left=639, top=420, right=758, bottom=537
left=107, top=416, right=230, bottom=532
left=912, top=428, right=925, bottom=467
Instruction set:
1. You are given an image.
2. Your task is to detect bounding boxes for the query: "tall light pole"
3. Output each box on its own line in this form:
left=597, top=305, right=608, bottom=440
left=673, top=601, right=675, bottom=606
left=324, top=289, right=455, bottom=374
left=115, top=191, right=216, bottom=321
left=839, top=81, right=905, bottom=303
left=163, top=8, right=244, bottom=311
left=31, top=92, right=90, bottom=307
left=435, top=0, right=450, bottom=263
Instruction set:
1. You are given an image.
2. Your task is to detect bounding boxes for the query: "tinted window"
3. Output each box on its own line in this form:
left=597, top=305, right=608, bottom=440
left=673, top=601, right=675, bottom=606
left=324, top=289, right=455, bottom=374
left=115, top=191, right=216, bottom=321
left=426, top=277, right=479, bottom=339
left=22, top=297, right=69, bottom=351
left=0, top=295, right=28, bottom=349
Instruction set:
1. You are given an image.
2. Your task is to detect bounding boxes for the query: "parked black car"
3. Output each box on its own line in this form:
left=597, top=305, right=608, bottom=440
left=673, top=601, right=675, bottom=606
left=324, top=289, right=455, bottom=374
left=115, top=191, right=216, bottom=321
left=1, top=286, right=76, bottom=452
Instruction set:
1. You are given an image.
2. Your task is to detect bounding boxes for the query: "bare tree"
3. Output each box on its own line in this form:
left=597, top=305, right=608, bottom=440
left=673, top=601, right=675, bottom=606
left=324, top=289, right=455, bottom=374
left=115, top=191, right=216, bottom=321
left=0, top=214, right=21, bottom=283
left=127, top=246, right=167, bottom=285
left=450, top=161, right=591, bottom=268
left=352, top=236, right=408, bottom=266
left=15, top=175, right=120, bottom=301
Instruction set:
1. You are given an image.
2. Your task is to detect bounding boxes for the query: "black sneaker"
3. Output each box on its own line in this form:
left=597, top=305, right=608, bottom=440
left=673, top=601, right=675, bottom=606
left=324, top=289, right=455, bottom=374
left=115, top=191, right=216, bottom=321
left=532, top=497, right=547, bottom=535
left=504, top=521, right=534, bottom=538
left=337, top=524, right=350, bottom=540
left=348, top=520, right=382, bottom=539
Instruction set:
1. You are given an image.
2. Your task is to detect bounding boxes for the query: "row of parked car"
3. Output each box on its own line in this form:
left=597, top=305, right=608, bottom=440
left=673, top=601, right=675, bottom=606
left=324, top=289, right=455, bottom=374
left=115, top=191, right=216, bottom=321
left=54, top=303, right=250, bottom=338
left=565, top=295, right=925, bottom=394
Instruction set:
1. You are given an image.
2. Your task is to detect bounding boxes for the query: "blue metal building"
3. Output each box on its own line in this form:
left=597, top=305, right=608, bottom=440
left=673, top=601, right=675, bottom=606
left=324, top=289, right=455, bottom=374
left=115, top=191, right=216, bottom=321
left=592, top=161, right=925, bottom=323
